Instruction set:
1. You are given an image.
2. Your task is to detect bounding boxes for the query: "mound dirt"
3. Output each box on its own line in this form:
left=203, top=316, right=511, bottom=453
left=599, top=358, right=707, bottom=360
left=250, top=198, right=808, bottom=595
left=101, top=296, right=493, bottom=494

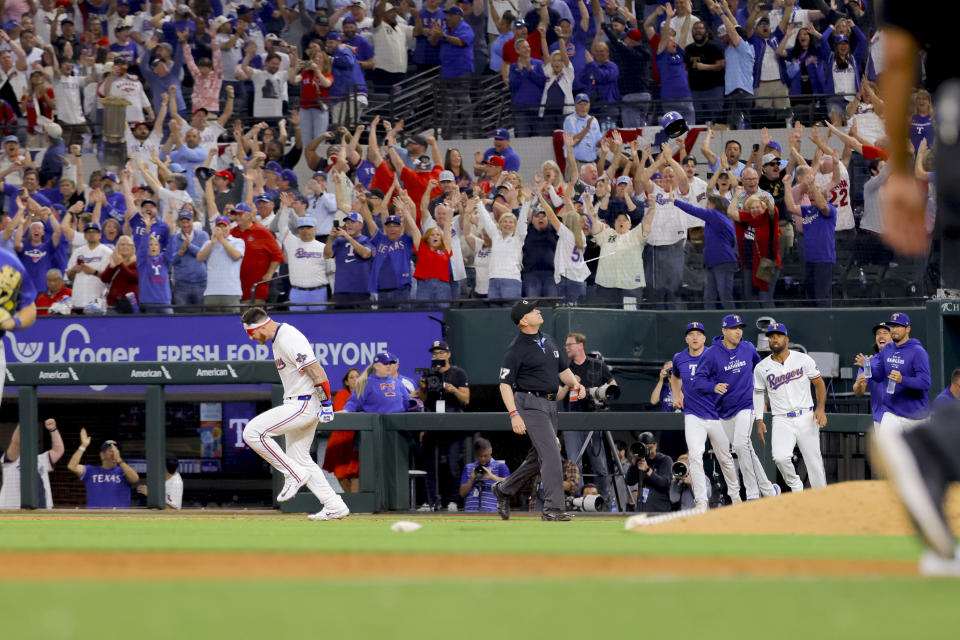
left=632, top=480, right=960, bottom=535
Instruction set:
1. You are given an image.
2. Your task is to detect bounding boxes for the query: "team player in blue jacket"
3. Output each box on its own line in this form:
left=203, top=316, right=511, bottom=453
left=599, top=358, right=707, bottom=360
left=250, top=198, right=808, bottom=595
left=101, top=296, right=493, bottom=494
left=670, top=321, right=741, bottom=508
left=693, top=314, right=778, bottom=500
left=860, top=312, right=931, bottom=432
left=853, top=322, right=892, bottom=429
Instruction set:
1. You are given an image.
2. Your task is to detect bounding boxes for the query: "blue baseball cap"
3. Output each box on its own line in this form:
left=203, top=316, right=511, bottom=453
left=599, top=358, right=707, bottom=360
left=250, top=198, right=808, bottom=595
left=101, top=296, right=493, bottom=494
left=254, top=194, right=272, bottom=203
left=765, top=322, right=788, bottom=336
left=766, top=140, right=782, bottom=153
left=721, top=314, right=745, bottom=329
left=344, top=211, right=362, bottom=223
left=493, top=127, right=510, bottom=140
left=342, top=16, right=356, bottom=25
left=237, top=5, right=253, bottom=14
left=685, top=321, right=706, bottom=335
left=280, top=169, right=298, bottom=184
left=445, top=5, right=463, bottom=15
left=373, top=351, right=398, bottom=365
left=888, top=312, right=910, bottom=327
left=168, top=163, right=187, bottom=174
left=102, top=172, right=118, bottom=183
left=296, top=217, right=316, bottom=228
left=327, top=30, right=341, bottom=41
left=264, top=161, right=283, bottom=173
left=214, top=215, right=231, bottom=226
left=575, top=93, right=590, bottom=104
left=384, top=215, right=402, bottom=225
left=872, top=321, right=890, bottom=334
left=834, top=34, right=849, bottom=44
left=234, top=202, right=252, bottom=213
left=650, top=172, right=663, bottom=180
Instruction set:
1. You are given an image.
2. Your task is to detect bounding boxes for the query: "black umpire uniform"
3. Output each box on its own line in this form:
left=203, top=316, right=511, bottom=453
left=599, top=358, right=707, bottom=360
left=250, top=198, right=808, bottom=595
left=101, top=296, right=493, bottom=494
left=494, top=300, right=576, bottom=521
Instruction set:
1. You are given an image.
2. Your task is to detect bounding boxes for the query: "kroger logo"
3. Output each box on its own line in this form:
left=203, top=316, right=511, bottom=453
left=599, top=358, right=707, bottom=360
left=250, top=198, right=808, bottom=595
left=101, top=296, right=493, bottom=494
left=4, top=323, right=142, bottom=364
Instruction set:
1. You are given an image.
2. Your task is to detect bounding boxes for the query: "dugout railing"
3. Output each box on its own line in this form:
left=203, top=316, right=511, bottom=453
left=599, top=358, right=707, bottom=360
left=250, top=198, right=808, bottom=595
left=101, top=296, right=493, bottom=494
left=9, top=364, right=874, bottom=512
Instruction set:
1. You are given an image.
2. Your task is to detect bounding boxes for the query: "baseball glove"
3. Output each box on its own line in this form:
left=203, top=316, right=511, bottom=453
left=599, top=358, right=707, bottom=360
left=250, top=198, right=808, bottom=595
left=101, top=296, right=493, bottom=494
left=0, top=264, right=22, bottom=324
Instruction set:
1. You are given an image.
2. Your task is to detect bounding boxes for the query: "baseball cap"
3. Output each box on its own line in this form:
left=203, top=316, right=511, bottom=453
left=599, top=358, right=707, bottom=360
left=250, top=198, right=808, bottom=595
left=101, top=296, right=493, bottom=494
left=266, top=32, right=283, bottom=40
left=637, top=431, right=656, bottom=445
left=439, top=170, right=455, bottom=182
left=100, top=439, right=119, bottom=452
left=45, top=123, right=62, bottom=139
left=493, top=127, right=510, bottom=140
left=611, top=15, right=626, bottom=25
left=761, top=153, right=779, bottom=166
left=756, top=15, right=770, bottom=25
left=510, top=299, right=540, bottom=325
left=384, top=215, right=403, bottom=226
left=513, top=19, right=525, bottom=29
left=615, top=175, right=631, bottom=186
left=280, top=169, right=299, bottom=184
left=575, top=93, right=590, bottom=104
left=367, top=188, right=385, bottom=199
left=168, top=163, right=187, bottom=174
left=297, top=217, right=316, bottom=228
left=626, top=29, right=644, bottom=42
left=835, top=34, right=849, bottom=44
left=2, top=134, right=17, bottom=144
left=717, top=24, right=727, bottom=36
left=140, top=198, right=157, bottom=207
left=214, top=170, right=234, bottom=182
left=254, top=194, right=273, bottom=204
left=721, top=313, right=745, bottom=329
left=327, top=30, right=341, bottom=41
left=264, top=161, right=283, bottom=174
left=212, top=15, right=230, bottom=29
left=887, top=312, right=910, bottom=327
left=407, top=134, right=427, bottom=147
left=102, top=172, right=118, bottom=183
left=765, top=322, right=789, bottom=336
left=344, top=211, right=362, bottom=223
left=84, top=222, right=101, bottom=232
left=315, top=15, right=329, bottom=25
left=234, top=202, right=252, bottom=213
left=214, top=215, right=231, bottom=226
left=175, top=3, right=193, bottom=14
left=237, top=4, right=253, bottom=14
left=650, top=172, right=663, bottom=180
left=484, top=155, right=505, bottom=169
left=429, top=340, right=450, bottom=352
left=685, top=321, right=706, bottom=335
left=445, top=5, right=463, bottom=15
left=872, top=321, right=890, bottom=334
left=373, top=351, right=399, bottom=365
left=766, top=140, right=782, bottom=153
left=342, top=16, right=357, bottom=25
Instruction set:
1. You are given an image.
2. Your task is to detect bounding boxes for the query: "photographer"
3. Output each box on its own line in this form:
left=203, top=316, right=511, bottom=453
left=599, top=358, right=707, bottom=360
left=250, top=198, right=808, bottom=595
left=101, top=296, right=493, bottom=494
left=650, top=360, right=676, bottom=411
left=668, top=453, right=710, bottom=511
left=418, top=340, right=470, bottom=509
left=625, top=432, right=673, bottom=513
left=458, top=438, right=510, bottom=512
left=559, top=332, right=616, bottom=502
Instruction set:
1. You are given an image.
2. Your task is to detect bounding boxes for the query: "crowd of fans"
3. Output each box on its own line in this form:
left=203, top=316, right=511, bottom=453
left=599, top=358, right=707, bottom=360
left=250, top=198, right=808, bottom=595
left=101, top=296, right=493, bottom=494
left=0, top=0, right=935, bottom=312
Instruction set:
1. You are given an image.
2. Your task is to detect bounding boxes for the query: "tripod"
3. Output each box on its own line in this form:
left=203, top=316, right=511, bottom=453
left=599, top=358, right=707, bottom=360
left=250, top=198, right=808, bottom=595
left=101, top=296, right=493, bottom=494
left=573, top=430, right=631, bottom=513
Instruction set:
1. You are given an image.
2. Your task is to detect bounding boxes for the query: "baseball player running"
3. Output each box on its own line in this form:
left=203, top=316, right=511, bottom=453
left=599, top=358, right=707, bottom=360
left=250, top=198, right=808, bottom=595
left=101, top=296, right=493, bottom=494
left=693, top=314, right=778, bottom=500
left=670, top=321, right=741, bottom=508
left=753, top=323, right=827, bottom=491
left=241, top=307, right=350, bottom=521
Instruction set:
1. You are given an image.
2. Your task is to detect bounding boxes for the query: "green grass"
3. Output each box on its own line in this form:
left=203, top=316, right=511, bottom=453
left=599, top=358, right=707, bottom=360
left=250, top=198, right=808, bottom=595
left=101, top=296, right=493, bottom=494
left=2, top=579, right=959, bottom=640
left=0, top=515, right=926, bottom=560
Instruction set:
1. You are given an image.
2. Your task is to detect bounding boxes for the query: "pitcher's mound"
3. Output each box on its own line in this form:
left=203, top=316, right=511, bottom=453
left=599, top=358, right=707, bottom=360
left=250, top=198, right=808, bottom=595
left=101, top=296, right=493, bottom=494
left=631, top=480, right=960, bottom=536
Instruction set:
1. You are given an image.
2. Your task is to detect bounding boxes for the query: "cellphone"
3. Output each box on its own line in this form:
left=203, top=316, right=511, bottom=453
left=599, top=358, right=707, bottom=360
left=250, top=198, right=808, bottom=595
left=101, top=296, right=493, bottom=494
left=752, top=144, right=760, bottom=152
left=465, top=187, right=474, bottom=198
left=332, top=219, right=341, bottom=229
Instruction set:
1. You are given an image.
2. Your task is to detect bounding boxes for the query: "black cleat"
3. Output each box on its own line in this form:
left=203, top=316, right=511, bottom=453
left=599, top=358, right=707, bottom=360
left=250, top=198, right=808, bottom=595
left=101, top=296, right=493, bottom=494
left=492, top=481, right=510, bottom=520
left=541, top=509, right=573, bottom=522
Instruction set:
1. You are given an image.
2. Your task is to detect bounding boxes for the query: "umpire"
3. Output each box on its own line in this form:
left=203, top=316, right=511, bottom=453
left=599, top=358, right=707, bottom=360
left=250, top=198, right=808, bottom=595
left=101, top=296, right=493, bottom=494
left=493, top=300, right=585, bottom=522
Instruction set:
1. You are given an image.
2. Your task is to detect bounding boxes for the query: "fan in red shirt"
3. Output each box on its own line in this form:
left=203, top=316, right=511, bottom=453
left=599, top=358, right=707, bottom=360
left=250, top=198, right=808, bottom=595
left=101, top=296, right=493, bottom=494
left=476, top=155, right=505, bottom=195
left=230, top=202, right=285, bottom=301
left=409, top=211, right=453, bottom=304
left=502, top=19, right=544, bottom=63
left=35, top=269, right=72, bottom=316
left=21, top=72, right=55, bottom=142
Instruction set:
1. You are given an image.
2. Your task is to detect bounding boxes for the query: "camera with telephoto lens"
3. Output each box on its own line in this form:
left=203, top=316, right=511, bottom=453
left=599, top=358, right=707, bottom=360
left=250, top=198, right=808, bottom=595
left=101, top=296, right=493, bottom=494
left=567, top=494, right=605, bottom=512
left=630, top=442, right=650, bottom=459
left=672, top=461, right=688, bottom=482
left=580, top=382, right=620, bottom=411
left=415, top=359, right=446, bottom=398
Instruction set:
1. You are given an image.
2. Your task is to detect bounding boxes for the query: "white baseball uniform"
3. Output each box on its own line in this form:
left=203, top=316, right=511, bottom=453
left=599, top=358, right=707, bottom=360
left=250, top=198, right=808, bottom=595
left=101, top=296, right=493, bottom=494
left=0, top=451, right=55, bottom=509
left=242, top=323, right=346, bottom=512
left=720, top=408, right=778, bottom=499
left=753, top=350, right=827, bottom=492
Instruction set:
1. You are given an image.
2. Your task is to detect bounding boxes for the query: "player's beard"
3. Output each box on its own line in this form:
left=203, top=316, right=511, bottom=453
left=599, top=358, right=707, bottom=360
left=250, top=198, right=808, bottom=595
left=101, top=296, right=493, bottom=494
left=770, top=343, right=786, bottom=355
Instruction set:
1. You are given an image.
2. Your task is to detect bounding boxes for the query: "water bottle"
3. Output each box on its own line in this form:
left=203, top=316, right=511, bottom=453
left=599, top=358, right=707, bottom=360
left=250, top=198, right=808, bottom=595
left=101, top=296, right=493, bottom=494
left=737, top=113, right=745, bottom=130
left=886, top=377, right=897, bottom=394
left=569, top=385, right=580, bottom=403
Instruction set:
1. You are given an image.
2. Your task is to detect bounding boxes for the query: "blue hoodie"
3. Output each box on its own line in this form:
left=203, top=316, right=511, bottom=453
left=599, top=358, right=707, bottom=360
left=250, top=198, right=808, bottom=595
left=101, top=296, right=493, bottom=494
left=692, top=336, right=761, bottom=419
left=343, top=374, right=411, bottom=414
left=869, top=338, right=931, bottom=419
left=673, top=200, right=738, bottom=268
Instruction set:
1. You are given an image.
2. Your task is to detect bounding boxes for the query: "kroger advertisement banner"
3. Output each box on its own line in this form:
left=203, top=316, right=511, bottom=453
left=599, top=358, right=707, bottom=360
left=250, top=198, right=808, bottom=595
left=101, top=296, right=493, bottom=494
left=3, top=313, right=443, bottom=390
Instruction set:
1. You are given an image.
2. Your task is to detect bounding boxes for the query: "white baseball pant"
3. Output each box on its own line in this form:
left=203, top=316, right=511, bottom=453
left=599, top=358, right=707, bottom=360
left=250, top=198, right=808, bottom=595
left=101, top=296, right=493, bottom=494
left=684, top=415, right=740, bottom=505
left=878, top=412, right=927, bottom=434
left=720, top=409, right=777, bottom=500
left=243, top=396, right=347, bottom=511
left=771, top=414, right=826, bottom=492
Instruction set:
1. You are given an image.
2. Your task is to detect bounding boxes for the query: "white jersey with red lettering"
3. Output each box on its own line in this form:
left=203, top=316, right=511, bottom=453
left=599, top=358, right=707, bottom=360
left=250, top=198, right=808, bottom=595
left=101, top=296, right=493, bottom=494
left=272, top=323, right=319, bottom=398
left=753, top=349, right=821, bottom=415
left=816, top=161, right=854, bottom=231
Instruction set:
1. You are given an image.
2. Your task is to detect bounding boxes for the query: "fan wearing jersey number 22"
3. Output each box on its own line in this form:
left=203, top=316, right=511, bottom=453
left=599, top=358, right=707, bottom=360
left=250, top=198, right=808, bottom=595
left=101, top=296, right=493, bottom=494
left=241, top=307, right=350, bottom=521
